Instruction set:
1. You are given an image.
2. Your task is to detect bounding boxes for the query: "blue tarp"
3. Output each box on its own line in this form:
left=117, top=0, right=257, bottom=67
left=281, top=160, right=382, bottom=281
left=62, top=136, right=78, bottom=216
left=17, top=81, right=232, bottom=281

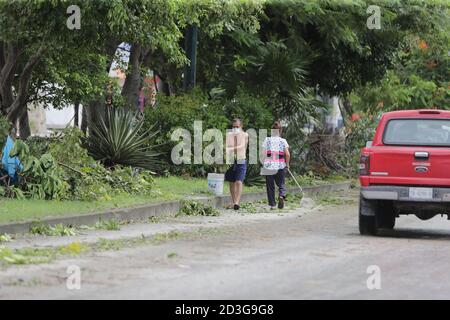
left=1, top=136, right=23, bottom=181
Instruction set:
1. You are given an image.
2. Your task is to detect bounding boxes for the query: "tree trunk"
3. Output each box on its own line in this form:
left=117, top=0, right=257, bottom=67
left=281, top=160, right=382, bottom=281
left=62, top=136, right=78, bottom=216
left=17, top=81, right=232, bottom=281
left=0, top=43, right=19, bottom=115
left=86, top=100, right=105, bottom=131
left=121, top=43, right=143, bottom=110
left=142, top=48, right=180, bottom=96
left=7, top=46, right=45, bottom=123
left=81, top=105, right=88, bottom=133
left=338, top=99, right=347, bottom=127
left=342, top=97, right=354, bottom=118
left=183, top=25, right=198, bottom=91
left=74, top=101, right=80, bottom=127
left=85, top=38, right=119, bottom=133
left=19, top=108, right=31, bottom=139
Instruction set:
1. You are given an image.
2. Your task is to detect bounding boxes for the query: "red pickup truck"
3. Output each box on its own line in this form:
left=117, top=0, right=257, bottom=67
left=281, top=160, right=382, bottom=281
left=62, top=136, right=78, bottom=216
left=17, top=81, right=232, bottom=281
left=359, top=109, right=450, bottom=235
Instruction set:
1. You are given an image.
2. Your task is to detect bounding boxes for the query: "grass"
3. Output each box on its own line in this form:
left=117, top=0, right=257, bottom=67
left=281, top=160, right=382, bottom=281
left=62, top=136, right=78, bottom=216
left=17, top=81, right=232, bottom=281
left=0, top=193, right=159, bottom=224
left=0, top=176, right=261, bottom=224
left=0, top=175, right=348, bottom=224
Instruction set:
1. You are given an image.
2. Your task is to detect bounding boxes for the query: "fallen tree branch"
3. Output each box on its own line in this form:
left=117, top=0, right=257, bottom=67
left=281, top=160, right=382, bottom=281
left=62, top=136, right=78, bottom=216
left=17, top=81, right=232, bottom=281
left=57, top=162, right=85, bottom=176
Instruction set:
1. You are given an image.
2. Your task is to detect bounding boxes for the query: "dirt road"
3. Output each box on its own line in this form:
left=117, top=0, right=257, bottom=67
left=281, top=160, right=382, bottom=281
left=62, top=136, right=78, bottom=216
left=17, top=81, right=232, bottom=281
left=2, top=190, right=450, bottom=299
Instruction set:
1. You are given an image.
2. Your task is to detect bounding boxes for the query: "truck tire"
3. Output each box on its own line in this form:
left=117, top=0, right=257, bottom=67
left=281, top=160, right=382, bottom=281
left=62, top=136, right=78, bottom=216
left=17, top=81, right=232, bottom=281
left=375, top=201, right=395, bottom=230
left=359, top=195, right=376, bottom=235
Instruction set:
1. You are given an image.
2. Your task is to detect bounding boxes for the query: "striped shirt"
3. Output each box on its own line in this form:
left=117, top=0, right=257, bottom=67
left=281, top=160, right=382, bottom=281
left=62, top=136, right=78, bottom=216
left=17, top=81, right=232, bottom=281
left=263, top=136, right=289, bottom=170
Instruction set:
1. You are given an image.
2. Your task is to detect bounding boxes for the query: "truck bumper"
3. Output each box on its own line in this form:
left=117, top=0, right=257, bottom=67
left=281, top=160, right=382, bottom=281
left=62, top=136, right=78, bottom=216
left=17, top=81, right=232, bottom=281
left=361, top=186, right=450, bottom=203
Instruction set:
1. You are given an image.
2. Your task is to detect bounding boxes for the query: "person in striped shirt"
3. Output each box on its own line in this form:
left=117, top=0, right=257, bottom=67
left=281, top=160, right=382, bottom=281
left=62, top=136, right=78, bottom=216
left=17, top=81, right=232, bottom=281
left=262, top=121, right=290, bottom=210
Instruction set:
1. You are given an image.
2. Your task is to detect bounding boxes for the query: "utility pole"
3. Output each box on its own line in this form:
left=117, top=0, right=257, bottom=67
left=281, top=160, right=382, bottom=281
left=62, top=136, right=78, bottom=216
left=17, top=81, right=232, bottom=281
left=183, top=25, right=198, bottom=91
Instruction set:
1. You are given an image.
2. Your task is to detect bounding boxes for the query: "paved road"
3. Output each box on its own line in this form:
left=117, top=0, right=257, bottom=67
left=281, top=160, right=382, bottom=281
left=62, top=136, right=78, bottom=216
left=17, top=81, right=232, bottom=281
left=2, top=194, right=450, bottom=299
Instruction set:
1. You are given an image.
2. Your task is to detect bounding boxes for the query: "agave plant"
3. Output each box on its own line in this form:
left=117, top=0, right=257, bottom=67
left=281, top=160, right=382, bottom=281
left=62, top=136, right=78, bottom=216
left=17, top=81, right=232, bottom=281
left=244, top=164, right=265, bottom=187
left=86, top=107, right=161, bottom=171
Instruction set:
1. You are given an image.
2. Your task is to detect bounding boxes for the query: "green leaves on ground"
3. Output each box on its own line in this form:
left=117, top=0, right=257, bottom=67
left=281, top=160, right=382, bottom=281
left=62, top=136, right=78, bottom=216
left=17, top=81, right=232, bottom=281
left=3, top=127, right=155, bottom=201
left=177, top=200, right=220, bottom=217
left=0, top=241, right=88, bottom=266
left=94, top=219, right=121, bottom=231
left=29, top=224, right=78, bottom=237
left=0, top=234, right=12, bottom=243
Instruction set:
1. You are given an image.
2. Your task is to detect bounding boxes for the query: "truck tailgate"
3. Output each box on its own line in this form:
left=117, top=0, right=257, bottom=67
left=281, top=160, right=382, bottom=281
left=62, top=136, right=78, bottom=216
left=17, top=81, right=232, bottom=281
left=369, top=146, right=450, bottom=186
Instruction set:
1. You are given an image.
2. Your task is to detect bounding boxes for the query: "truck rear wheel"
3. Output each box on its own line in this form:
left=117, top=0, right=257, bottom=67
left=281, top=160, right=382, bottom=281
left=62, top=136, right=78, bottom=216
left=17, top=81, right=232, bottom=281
left=359, top=195, right=376, bottom=235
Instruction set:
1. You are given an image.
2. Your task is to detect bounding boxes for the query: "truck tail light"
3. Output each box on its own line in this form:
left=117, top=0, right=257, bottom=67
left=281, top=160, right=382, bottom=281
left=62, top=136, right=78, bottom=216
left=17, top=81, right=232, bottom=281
left=359, top=154, right=370, bottom=176
left=418, top=110, right=440, bottom=114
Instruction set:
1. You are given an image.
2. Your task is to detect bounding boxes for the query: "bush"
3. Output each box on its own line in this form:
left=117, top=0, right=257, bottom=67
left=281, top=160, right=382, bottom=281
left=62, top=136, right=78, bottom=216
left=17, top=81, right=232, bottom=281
left=2, top=127, right=155, bottom=201
left=143, top=89, right=228, bottom=177
left=9, top=140, right=69, bottom=200
left=26, top=136, right=54, bottom=158
left=221, top=90, right=273, bottom=131
left=49, top=127, right=154, bottom=201
left=143, top=89, right=274, bottom=177
left=144, top=89, right=229, bottom=145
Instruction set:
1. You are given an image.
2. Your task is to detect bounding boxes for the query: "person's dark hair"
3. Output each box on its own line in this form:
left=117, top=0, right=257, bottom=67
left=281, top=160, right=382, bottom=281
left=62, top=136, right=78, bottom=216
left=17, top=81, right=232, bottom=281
left=232, top=118, right=242, bottom=127
left=271, top=121, right=282, bottom=135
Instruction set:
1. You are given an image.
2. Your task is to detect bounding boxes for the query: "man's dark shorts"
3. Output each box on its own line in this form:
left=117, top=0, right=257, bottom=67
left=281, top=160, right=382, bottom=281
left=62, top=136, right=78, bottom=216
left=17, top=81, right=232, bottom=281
left=225, top=160, right=247, bottom=182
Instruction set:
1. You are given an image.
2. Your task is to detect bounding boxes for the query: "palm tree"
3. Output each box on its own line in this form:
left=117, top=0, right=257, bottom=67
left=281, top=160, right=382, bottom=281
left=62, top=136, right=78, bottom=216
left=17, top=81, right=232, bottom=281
left=224, top=41, right=324, bottom=121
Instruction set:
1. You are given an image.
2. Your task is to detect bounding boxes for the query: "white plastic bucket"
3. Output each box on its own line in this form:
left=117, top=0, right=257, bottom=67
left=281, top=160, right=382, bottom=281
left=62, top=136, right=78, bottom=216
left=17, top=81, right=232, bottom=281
left=207, top=173, right=224, bottom=196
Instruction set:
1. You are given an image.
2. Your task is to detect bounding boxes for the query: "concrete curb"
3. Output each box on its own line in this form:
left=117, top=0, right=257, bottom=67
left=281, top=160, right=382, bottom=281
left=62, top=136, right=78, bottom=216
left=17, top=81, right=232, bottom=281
left=0, top=181, right=351, bottom=235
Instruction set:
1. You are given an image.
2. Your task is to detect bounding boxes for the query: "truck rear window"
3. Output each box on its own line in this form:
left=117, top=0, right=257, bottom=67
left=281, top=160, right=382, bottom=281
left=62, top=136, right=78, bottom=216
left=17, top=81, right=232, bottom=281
left=383, top=119, right=450, bottom=146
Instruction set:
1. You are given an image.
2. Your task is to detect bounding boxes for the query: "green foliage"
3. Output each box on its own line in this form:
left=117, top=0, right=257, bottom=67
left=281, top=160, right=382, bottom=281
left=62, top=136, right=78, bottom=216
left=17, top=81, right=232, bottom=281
left=10, top=140, right=69, bottom=200
left=29, top=224, right=78, bottom=237
left=221, top=90, right=274, bottom=131
left=177, top=200, right=220, bottom=217
left=146, top=89, right=229, bottom=142
left=350, top=13, right=449, bottom=113
left=49, top=127, right=96, bottom=169
left=351, top=71, right=449, bottom=113
left=225, top=42, right=324, bottom=120
left=144, top=89, right=273, bottom=177
left=341, top=116, right=378, bottom=176
left=0, top=241, right=87, bottom=266
left=0, top=234, right=12, bottom=243
left=25, top=136, right=53, bottom=158
left=0, top=246, right=37, bottom=265
left=144, top=90, right=227, bottom=176
left=50, top=127, right=155, bottom=201
left=94, top=219, right=121, bottom=231
left=244, top=164, right=265, bottom=187
left=58, top=241, right=88, bottom=256
left=1, top=127, right=155, bottom=201
left=87, top=107, right=161, bottom=171
left=0, top=116, right=10, bottom=150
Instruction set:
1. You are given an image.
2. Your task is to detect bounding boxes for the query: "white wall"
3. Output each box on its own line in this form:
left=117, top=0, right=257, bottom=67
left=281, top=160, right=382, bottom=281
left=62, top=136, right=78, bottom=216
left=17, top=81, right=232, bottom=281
left=45, top=106, right=81, bottom=130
